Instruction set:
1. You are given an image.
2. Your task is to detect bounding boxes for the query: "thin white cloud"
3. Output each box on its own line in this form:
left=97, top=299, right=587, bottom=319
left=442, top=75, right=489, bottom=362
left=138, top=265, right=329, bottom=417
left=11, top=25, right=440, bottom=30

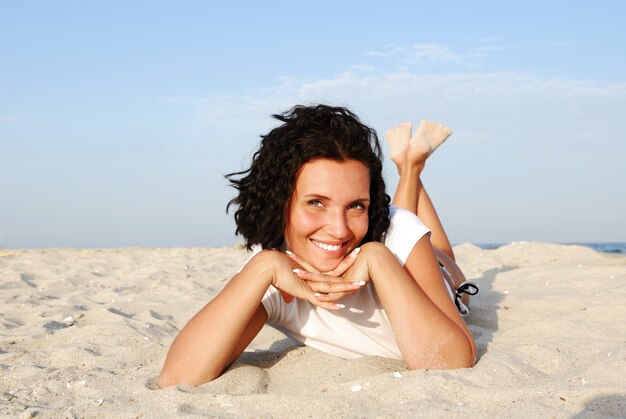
left=188, top=64, right=626, bottom=243
left=174, top=35, right=626, bottom=240
left=367, top=43, right=460, bottom=62
left=411, top=44, right=458, bottom=60
left=365, top=49, right=393, bottom=58
left=480, top=36, right=504, bottom=43
left=366, top=42, right=505, bottom=70
left=472, top=45, right=510, bottom=53
left=194, top=68, right=626, bottom=149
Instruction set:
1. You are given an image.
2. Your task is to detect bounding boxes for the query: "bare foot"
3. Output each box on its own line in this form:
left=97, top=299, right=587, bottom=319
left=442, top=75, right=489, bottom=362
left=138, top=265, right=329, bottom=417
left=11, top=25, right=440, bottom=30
left=385, top=122, right=412, bottom=174
left=407, top=119, right=452, bottom=165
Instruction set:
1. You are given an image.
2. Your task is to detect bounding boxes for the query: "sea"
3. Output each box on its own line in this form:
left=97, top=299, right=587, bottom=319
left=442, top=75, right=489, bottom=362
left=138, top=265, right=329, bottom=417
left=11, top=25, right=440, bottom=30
left=475, top=242, right=626, bottom=254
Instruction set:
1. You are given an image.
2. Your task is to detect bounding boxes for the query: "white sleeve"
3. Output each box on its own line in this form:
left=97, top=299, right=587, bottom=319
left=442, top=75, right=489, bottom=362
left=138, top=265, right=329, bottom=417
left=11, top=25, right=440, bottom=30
left=236, top=244, right=281, bottom=322
left=383, top=206, right=431, bottom=265
left=260, top=286, right=284, bottom=323
left=236, top=244, right=262, bottom=273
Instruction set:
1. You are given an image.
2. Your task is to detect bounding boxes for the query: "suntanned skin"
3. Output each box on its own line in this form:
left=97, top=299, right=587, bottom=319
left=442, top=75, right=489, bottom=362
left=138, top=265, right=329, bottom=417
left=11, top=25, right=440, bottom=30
left=158, top=242, right=474, bottom=387
left=157, top=249, right=352, bottom=387
left=294, top=240, right=475, bottom=369
left=296, top=122, right=476, bottom=365
left=158, top=121, right=475, bottom=388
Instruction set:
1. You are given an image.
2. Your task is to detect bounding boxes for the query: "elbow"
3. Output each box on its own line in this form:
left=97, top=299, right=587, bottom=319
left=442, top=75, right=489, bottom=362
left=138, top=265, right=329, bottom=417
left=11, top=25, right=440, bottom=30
left=405, top=352, right=474, bottom=371
left=445, top=330, right=477, bottom=369
left=454, top=346, right=477, bottom=369
left=449, top=334, right=477, bottom=369
left=465, top=334, right=477, bottom=368
left=405, top=334, right=476, bottom=371
left=156, top=369, right=186, bottom=389
left=156, top=372, right=174, bottom=389
left=156, top=370, right=188, bottom=389
left=157, top=366, right=221, bottom=389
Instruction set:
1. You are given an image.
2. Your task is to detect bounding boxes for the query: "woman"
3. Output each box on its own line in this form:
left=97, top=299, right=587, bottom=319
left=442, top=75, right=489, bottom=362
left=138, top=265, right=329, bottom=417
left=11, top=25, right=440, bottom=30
left=157, top=104, right=477, bottom=387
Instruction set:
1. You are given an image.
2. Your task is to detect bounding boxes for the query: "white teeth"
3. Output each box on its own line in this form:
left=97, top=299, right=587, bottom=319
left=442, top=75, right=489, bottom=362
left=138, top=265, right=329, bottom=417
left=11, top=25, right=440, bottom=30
left=313, top=241, right=342, bottom=251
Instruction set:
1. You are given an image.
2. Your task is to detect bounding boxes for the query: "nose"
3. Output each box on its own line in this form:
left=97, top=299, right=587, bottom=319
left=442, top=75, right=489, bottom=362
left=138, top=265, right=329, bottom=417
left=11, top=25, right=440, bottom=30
left=325, top=208, right=350, bottom=239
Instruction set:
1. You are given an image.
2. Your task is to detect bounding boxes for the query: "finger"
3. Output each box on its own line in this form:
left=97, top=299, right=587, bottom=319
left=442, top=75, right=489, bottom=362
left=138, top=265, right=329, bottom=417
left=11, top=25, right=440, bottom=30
left=303, top=291, right=345, bottom=311
left=295, top=268, right=362, bottom=285
left=323, top=247, right=360, bottom=277
left=293, top=269, right=340, bottom=283
left=295, top=277, right=345, bottom=311
left=295, top=269, right=365, bottom=289
left=305, top=278, right=366, bottom=294
left=285, top=250, right=319, bottom=273
left=312, top=289, right=359, bottom=303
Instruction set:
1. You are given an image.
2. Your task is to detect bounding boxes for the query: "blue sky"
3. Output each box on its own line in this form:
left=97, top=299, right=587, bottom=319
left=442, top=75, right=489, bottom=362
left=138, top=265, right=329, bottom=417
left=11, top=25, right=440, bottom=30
left=1, top=1, right=625, bottom=248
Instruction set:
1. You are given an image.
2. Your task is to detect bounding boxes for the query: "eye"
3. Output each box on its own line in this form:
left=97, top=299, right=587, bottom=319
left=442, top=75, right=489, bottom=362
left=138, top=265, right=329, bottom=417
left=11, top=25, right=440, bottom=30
left=307, top=199, right=323, bottom=207
left=348, top=201, right=368, bottom=211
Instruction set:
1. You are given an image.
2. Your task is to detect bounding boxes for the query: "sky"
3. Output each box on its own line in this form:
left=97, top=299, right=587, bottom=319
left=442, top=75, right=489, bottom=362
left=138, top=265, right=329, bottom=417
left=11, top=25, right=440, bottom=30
left=1, top=1, right=625, bottom=248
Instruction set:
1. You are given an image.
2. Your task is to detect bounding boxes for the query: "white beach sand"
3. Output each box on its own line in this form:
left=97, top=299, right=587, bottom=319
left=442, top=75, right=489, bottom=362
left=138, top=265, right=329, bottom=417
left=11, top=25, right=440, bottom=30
left=1, top=242, right=625, bottom=418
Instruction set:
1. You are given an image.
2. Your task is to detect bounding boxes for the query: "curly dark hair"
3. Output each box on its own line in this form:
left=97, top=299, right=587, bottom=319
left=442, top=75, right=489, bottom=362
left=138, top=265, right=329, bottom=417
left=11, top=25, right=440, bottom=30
left=226, top=104, right=391, bottom=250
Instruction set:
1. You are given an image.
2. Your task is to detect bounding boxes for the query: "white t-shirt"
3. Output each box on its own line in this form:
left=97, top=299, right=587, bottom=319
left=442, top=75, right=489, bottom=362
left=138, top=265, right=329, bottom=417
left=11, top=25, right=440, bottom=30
left=246, top=206, right=436, bottom=359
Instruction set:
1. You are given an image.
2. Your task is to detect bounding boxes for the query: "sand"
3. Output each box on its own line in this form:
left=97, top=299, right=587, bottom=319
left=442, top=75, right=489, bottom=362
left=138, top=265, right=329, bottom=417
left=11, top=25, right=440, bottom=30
left=1, top=242, right=625, bottom=418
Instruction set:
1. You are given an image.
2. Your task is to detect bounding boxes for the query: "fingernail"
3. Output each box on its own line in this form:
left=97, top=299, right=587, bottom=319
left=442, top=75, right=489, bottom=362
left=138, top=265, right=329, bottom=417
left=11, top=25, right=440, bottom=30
left=350, top=248, right=361, bottom=258
left=292, top=268, right=302, bottom=274
left=335, top=304, right=346, bottom=309
left=352, top=281, right=366, bottom=286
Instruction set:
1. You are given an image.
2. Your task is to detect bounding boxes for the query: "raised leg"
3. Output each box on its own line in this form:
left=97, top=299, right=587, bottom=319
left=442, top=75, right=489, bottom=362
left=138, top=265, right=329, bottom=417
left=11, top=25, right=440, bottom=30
left=385, top=120, right=454, bottom=260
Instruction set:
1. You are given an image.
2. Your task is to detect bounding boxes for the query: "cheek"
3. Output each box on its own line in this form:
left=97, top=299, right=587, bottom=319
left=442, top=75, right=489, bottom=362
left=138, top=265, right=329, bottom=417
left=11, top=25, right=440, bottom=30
left=351, top=215, right=370, bottom=241
left=288, top=210, right=323, bottom=239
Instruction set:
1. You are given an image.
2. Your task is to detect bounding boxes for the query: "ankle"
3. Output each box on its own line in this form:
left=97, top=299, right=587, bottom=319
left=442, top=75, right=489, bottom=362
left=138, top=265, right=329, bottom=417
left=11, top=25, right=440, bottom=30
left=402, top=160, right=425, bottom=176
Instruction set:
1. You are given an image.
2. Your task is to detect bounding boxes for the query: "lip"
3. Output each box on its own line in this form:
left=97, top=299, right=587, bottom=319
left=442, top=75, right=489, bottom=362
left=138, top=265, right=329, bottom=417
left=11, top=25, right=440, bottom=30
left=309, top=239, right=350, bottom=258
left=311, top=239, right=348, bottom=255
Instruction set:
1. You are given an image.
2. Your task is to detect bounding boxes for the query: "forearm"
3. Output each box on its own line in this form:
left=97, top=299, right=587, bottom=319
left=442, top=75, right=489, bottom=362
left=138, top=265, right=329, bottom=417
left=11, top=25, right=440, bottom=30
left=361, top=242, right=475, bottom=369
left=158, top=252, right=275, bottom=387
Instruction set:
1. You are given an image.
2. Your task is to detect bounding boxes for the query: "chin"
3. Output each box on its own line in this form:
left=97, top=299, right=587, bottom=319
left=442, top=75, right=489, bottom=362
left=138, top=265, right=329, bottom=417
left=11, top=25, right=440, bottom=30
left=310, top=256, right=343, bottom=273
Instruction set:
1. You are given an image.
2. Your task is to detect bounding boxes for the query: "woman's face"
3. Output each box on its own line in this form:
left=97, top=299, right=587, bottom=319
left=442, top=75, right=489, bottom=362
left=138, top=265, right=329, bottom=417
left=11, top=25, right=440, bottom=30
left=285, top=158, right=370, bottom=272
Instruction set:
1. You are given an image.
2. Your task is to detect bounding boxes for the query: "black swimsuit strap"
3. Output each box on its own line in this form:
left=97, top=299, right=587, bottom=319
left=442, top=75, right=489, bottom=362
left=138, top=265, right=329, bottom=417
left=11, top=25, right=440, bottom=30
left=454, top=281, right=479, bottom=315
left=456, top=282, right=479, bottom=296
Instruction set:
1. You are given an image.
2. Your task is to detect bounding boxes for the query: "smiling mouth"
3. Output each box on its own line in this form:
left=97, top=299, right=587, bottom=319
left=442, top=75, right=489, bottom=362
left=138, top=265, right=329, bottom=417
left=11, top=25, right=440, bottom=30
left=311, top=240, right=345, bottom=252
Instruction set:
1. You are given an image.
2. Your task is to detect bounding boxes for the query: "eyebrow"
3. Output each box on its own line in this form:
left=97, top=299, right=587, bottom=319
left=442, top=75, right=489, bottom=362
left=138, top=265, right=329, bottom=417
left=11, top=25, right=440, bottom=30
left=302, top=193, right=370, bottom=203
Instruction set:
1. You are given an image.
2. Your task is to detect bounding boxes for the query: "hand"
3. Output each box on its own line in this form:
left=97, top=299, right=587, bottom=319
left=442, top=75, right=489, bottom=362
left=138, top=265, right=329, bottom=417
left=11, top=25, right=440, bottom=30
left=286, top=248, right=367, bottom=304
left=260, top=250, right=355, bottom=311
